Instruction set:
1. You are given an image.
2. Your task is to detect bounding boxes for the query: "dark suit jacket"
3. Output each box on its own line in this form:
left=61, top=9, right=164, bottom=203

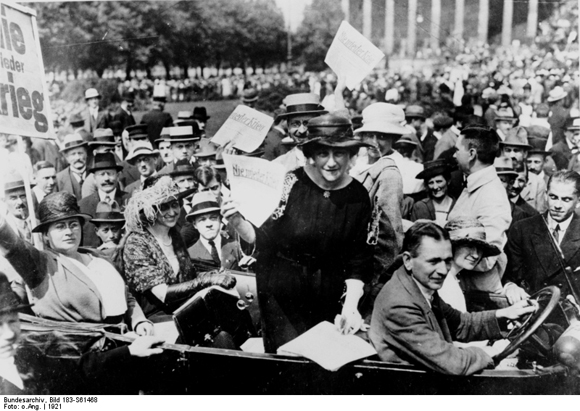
left=262, top=126, right=290, bottom=161
left=420, top=128, right=437, bottom=163
left=550, top=141, right=573, bottom=170
left=514, top=196, right=540, bottom=218
left=113, top=107, right=136, bottom=131
left=141, top=109, right=173, bottom=146
left=119, top=160, right=140, bottom=188
left=548, top=105, right=569, bottom=146
left=56, top=167, right=83, bottom=201
left=79, top=190, right=130, bottom=247
left=32, top=139, right=66, bottom=172
left=369, top=266, right=503, bottom=375
left=505, top=213, right=580, bottom=296
left=81, top=108, right=110, bottom=134
left=187, top=235, right=242, bottom=270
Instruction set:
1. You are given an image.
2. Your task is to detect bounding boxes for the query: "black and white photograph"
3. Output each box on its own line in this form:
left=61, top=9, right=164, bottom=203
left=0, top=0, right=579, bottom=397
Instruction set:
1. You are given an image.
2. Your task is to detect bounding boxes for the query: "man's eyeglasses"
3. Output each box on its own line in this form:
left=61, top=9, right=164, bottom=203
left=157, top=200, right=180, bottom=213
left=289, top=120, right=309, bottom=129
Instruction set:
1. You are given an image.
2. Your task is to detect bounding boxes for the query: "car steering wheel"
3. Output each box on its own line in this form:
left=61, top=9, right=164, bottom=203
left=492, top=286, right=561, bottom=364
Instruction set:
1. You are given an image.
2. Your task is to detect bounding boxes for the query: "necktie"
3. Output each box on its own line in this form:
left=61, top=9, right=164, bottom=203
left=552, top=224, right=561, bottom=244
left=104, top=195, right=112, bottom=204
left=21, top=220, right=32, bottom=244
left=208, top=240, right=221, bottom=265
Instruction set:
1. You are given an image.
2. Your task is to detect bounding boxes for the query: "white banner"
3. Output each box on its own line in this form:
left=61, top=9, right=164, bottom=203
left=211, top=105, right=273, bottom=153
left=223, top=153, right=286, bottom=227
left=0, top=1, right=54, bottom=139
left=325, top=20, right=385, bottom=90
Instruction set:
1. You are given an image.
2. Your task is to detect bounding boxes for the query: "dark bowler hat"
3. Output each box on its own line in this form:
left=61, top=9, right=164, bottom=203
left=528, top=136, right=550, bottom=156
left=32, top=191, right=92, bottom=233
left=277, top=93, right=327, bottom=119
left=168, top=124, right=202, bottom=143
left=69, top=113, right=85, bottom=127
left=110, top=120, right=123, bottom=136
left=121, top=92, right=135, bottom=103
left=88, top=128, right=116, bottom=147
left=186, top=192, right=221, bottom=221
left=153, top=95, right=167, bottom=103
left=59, top=134, right=88, bottom=153
left=91, top=201, right=125, bottom=224
left=416, top=159, right=452, bottom=180
left=432, top=113, right=454, bottom=128
left=125, top=124, right=149, bottom=140
left=88, top=152, right=123, bottom=174
left=170, top=159, right=196, bottom=178
left=300, top=114, right=369, bottom=149
left=193, top=106, right=210, bottom=121
left=0, top=272, right=32, bottom=315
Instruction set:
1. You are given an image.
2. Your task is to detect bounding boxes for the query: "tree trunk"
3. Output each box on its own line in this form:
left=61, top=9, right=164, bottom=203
left=162, top=60, right=171, bottom=79
left=181, top=65, right=188, bottom=78
left=125, top=54, right=133, bottom=80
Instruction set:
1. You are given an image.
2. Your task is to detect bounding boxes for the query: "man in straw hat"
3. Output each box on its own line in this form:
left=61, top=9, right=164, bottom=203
left=186, top=192, right=243, bottom=270
left=493, top=106, right=517, bottom=141
left=123, top=142, right=159, bottom=196
left=81, top=88, right=110, bottom=134
left=79, top=152, right=129, bottom=248
left=504, top=170, right=580, bottom=305
left=273, top=93, right=328, bottom=172
left=56, top=134, right=89, bottom=200
left=449, top=126, right=512, bottom=309
left=352, top=102, right=405, bottom=285
left=501, top=126, right=547, bottom=213
left=494, top=156, right=538, bottom=226
left=369, top=221, right=536, bottom=375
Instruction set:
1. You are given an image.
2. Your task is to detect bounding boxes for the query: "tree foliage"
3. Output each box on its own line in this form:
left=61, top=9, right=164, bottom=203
left=294, top=0, right=344, bottom=71
left=32, top=0, right=287, bottom=78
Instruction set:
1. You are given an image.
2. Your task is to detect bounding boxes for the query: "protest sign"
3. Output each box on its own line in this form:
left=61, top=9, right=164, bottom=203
left=211, top=105, right=273, bottom=153
left=223, top=153, right=286, bottom=227
left=0, top=1, right=54, bottom=139
left=325, top=20, right=385, bottom=90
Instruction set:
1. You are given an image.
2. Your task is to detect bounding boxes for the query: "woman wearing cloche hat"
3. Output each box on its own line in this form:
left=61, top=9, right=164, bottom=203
left=0, top=191, right=152, bottom=334
left=223, top=113, right=374, bottom=352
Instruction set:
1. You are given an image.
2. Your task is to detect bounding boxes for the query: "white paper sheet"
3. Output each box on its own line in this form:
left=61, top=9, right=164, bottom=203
left=324, top=20, right=385, bottom=90
left=211, top=105, right=274, bottom=153
left=223, top=154, right=286, bottom=227
left=277, top=321, right=377, bottom=372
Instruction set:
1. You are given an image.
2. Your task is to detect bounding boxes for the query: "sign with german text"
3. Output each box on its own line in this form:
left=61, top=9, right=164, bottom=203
left=325, top=20, right=385, bottom=90
left=211, top=105, right=273, bottom=153
left=223, top=154, right=286, bottom=227
left=0, top=1, right=53, bottom=139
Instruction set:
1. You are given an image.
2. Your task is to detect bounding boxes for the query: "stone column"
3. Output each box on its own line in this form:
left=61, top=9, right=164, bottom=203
left=502, top=0, right=513, bottom=47
left=478, top=0, right=489, bottom=43
left=385, top=0, right=395, bottom=54
left=527, top=0, right=539, bottom=39
left=341, top=0, right=350, bottom=22
left=407, top=0, right=417, bottom=56
left=455, top=0, right=464, bottom=39
left=431, top=0, right=441, bottom=52
left=363, top=0, right=372, bottom=39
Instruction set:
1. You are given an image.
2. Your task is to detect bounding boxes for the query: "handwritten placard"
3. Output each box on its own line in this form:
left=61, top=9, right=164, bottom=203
left=223, top=154, right=286, bottom=227
left=325, top=20, right=385, bottom=90
left=211, top=105, right=273, bottom=153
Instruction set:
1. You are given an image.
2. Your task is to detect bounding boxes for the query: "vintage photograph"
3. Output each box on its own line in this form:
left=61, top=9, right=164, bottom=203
left=0, top=0, right=579, bottom=395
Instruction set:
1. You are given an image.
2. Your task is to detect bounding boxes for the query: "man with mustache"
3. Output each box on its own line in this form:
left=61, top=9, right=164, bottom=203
left=504, top=170, right=580, bottom=304
left=79, top=152, right=130, bottom=248
left=2, top=171, right=34, bottom=244
left=56, top=134, right=89, bottom=200
left=123, top=142, right=159, bottom=196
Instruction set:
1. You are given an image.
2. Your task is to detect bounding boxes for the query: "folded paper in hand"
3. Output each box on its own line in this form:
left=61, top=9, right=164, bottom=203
left=211, top=105, right=273, bottom=153
left=277, top=321, right=377, bottom=371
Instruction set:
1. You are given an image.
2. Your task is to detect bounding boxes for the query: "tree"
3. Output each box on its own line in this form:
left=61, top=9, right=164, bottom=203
left=294, top=0, right=344, bottom=71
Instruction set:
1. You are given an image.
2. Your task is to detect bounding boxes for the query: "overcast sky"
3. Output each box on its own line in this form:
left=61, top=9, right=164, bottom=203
left=274, top=0, right=311, bottom=31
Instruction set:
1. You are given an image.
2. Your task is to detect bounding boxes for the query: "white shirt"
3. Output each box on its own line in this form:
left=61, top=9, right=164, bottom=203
left=200, top=234, right=222, bottom=261
left=98, top=188, right=117, bottom=203
left=32, top=185, right=47, bottom=202
left=547, top=213, right=573, bottom=247
left=412, top=276, right=434, bottom=308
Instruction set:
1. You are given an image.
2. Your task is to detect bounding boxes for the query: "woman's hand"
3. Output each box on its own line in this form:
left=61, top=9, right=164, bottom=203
left=221, top=195, right=242, bottom=221
left=128, top=336, right=164, bottom=357
left=135, top=321, right=154, bottom=336
left=335, top=309, right=365, bottom=335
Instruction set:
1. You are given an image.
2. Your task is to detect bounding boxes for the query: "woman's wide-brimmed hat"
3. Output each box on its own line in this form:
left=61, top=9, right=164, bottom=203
left=186, top=192, right=221, bottom=221
left=354, top=103, right=408, bottom=136
left=300, top=114, right=369, bottom=149
left=416, top=159, right=452, bottom=181
left=32, top=192, right=92, bottom=233
left=277, top=93, right=327, bottom=119
left=91, top=201, right=125, bottom=224
left=0, top=272, right=32, bottom=315
left=444, top=217, right=501, bottom=257
left=124, top=175, right=195, bottom=232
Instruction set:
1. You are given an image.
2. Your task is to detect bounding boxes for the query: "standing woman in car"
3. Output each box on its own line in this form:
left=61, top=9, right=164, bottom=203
left=223, top=114, right=373, bottom=353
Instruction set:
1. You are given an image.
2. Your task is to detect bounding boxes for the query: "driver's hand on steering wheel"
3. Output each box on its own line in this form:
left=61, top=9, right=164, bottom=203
left=496, top=299, right=538, bottom=321
left=504, top=282, right=530, bottom=305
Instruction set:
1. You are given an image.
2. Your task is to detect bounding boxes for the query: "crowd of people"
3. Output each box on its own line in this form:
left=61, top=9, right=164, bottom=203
left=1, top=4, right=580, bottom=394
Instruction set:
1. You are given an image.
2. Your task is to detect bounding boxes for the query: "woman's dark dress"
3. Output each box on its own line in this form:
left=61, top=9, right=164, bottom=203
left=255, top=168, right=373, bottom=353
